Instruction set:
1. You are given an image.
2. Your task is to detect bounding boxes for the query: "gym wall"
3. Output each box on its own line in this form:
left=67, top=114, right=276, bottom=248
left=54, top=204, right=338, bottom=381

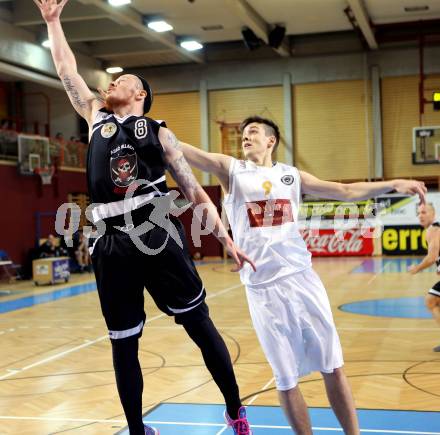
left=23, top=82, right=79, bottom=139
left=208, top=85, right=284, bottom=184
left=0, top=163, right=86, bottom=264
left=293, top=79, right=372, bottom=180
left=148, top=91, right=201, bottom=186
left=382, top=74, right=440, bottom=179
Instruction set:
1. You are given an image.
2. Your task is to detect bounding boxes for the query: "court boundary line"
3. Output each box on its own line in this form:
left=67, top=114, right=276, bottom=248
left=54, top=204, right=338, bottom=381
left=0, top=415, right=439, bottom=435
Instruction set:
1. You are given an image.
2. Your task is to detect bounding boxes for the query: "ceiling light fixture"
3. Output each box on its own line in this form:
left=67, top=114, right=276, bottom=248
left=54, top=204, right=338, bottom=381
left=180, top=40, right=203, bottom=51
left=147, top=20, right=173, bottom=33
left=108, top=0, right=131, bottom=7
left=106, top=66, right=124, bottom=74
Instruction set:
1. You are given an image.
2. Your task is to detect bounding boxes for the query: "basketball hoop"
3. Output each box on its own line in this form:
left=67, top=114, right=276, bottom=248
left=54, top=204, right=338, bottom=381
left=34, top=166, right=55, bottom=185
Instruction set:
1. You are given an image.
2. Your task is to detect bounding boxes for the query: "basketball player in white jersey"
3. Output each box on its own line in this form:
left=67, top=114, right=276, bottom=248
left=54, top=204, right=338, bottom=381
left=179, top=116, right=427, bottom=434
left=408, top=203, right=440, bottom=352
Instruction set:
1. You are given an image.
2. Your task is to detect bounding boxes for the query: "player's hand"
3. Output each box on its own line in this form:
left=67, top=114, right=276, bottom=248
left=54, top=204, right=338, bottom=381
left=393, top=179, right=427, bottom=204
left=408, top=265, right=418, bottom=275
left=33, top=0, right=68, bottom=23
left=224, top=239, right=256, bottom=272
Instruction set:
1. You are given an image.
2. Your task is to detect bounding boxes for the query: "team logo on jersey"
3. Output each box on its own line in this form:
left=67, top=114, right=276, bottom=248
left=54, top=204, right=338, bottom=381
left=101, top=122, right=117, bottom=138
left=110, top=152, right=138, bottom=187
left=281, top=175, right=294, bottom=185
left=134, top=119, right=148, bottom=139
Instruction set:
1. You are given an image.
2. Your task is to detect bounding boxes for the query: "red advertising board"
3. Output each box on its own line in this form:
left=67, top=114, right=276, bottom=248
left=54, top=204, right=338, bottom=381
left=301, top=228, right=374, bottom=257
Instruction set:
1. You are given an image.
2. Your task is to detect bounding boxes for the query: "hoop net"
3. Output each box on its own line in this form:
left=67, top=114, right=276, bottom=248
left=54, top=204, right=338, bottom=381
left=34, top=166, right=54, bottom=185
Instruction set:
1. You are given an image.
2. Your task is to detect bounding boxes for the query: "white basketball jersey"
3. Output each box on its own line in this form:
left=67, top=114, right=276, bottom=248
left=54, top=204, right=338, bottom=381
left=223, top=158, right=312, bottom=286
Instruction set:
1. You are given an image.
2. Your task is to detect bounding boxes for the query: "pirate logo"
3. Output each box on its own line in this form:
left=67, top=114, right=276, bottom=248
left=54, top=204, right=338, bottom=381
left=101, top=122, right=117, bottom=139
left=281, top=175, right=294, bottom=185
left=110, top=153, right=138, bottom=187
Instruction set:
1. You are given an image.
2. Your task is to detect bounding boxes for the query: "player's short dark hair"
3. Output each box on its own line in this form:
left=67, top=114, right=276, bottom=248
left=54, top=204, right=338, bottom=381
left=134, top=75, right=153, bottom=114
left=240, top=116, right=280, bottom=153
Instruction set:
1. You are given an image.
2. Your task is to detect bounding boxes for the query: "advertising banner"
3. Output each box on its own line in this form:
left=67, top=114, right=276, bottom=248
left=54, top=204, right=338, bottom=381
left=302, top=193, right=440, bottom=256
left=301, top=228, right=374, bottom=257
left=382, top=225, right=428, bottom=255
left=53, top=258, right=70, bottom=281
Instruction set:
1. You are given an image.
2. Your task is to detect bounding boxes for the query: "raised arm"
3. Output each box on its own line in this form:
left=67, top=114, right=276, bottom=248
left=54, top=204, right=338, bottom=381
left=300, top=171, right=427, bottom=203
left=179, top=141, right=232, bottom=192
left=408, top=227, right=440, bottom=274
left=34, top=0, right=103, bottom=124
left=159, top=127, right=255, bottom=271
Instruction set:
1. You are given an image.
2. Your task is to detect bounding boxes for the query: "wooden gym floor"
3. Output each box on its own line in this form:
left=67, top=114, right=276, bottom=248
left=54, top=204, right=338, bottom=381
left=0, top=256, right=439, bottom=434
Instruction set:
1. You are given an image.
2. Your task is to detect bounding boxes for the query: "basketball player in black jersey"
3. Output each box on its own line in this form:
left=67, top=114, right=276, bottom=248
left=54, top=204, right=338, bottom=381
left=36, top=1, right=255, bottom=434
left=409, top=203, right=440, bottom=352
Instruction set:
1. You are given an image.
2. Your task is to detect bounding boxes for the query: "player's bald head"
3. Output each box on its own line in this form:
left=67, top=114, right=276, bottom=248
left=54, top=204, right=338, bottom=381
left=127, top=74, right=143, bottom=90
left=106, top=73, right=153, bottom=113
left=419, top=202, right=435, bottom=213
left=113, top=74, right=143, bottom=90
left=417, top=202, right=436, bottom=228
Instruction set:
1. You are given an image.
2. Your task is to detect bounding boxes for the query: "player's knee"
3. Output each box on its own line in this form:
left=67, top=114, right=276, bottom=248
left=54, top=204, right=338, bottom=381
left=174, top=301, right=210, bottom=326
left=321, top=366, right=344, bottom=380
left=277, top=381, right=300, bottom=396
left=110, top=335, right=140, bottom=370
left=110, top=334, right=139, bottom=349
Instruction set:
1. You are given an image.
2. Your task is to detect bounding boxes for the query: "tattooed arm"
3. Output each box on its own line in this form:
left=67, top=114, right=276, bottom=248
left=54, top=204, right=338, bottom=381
left=34, top=0, right=103, bottom=124
left=159, top=127, right=256, bottom=271
left=159, top=127, right=225, bottom=227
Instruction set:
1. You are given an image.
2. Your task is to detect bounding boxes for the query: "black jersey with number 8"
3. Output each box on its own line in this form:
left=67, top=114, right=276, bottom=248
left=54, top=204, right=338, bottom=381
left=87, top=109, right=168, bottom=204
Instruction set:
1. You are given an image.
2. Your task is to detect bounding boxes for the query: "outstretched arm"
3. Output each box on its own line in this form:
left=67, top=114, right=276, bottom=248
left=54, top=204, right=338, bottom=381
left=408, top=227, right=440, bottom=274
left=159, top=127, right=255, bottom=271
left=34, top=0, right=103, bottom=124
left=300, top=171, right=427, bottom=203
left=179, top=141, right=232, bottom=192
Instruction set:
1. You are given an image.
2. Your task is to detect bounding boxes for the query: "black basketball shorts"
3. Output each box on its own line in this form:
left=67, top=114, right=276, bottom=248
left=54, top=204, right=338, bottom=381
left=428, top=281, right=440, bottom=298
left=89, top=217, right=207, bottom=341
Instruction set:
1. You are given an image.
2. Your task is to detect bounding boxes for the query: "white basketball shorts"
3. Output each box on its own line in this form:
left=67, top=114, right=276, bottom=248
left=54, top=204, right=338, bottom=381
left=245, top=267, right=344, bottom=391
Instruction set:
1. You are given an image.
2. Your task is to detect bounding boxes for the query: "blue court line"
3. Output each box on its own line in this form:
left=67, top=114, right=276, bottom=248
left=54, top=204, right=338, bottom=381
left=116, top=403, right=440, bottom=434
left=352, top=258, right=436, bottom=274
left=0, top=261, right=227, bottom=315
left=340, top=296, right=432, bottom=319
left=0, top=281, right=97, bottom=314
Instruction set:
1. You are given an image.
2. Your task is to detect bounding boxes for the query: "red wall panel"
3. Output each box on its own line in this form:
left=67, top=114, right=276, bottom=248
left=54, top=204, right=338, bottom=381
left=0, top=164, right=87, bottom=263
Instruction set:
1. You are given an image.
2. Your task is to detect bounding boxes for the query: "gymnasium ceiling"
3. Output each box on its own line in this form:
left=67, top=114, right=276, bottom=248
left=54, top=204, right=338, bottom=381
left=1, top=0, right=440, bottom=70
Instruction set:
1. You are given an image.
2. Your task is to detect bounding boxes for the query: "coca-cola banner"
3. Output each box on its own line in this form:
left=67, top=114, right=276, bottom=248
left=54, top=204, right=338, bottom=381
left=301, top=228, right=374, bottom=257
